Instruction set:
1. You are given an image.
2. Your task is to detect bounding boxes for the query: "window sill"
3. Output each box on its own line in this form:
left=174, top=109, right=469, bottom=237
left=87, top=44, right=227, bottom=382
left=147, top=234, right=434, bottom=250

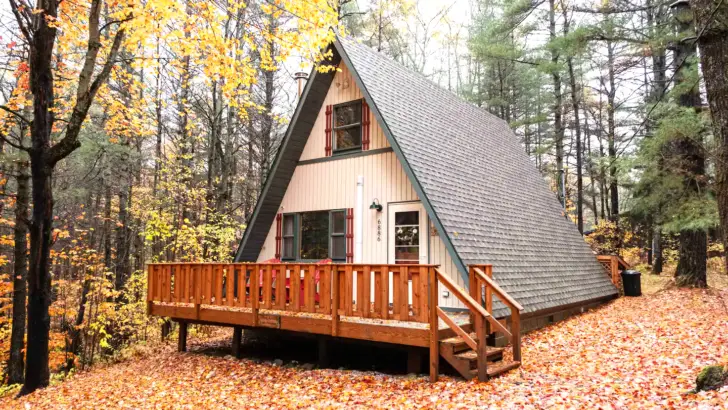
left=332, top=148, right=362, bottom=156
left=298, top=147, right=393, bottom=166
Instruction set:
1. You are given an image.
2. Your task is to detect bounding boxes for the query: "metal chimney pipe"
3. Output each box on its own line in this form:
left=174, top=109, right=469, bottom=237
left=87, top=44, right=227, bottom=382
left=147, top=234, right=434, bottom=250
left=294, top=71, right=309, bottom=98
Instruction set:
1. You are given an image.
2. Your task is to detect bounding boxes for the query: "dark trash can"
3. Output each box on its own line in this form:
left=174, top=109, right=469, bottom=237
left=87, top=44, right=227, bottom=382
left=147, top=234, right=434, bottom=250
left=621, top=270, right=641, bottom=297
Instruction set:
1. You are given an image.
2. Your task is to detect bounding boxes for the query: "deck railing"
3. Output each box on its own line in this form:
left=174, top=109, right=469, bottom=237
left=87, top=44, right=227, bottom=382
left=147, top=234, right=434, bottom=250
left=596, top=255, right=630, bottom=287
left=146, top=263, right=434, bottom=327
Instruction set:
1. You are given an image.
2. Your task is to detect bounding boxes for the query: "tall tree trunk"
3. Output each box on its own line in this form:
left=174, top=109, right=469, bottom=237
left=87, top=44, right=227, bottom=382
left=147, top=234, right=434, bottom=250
left=646, top=0, right=667, bottom=273
left=8, top=159, right=30, bottom=384
left=549, top=0, right=564, bottom=206
left=652, top=228, right=663, bottom=274
left=563, top=6, right=582, bottom=232
left=583, top=98, right=598, bottom=226
left=24, top=163, right=55, bottom=394
left=258, top=15, right=277, bottom=186
left=17, top=0, right=124, bottom=394
left=115, top=177, right=130, bottom=295
left=22, top=0, right=60, bottom=391
left=606, top=39, right=619, bottom=221
left=692, top=0, right=728, bottom=273
left=103, top=184, right=112, bottom=267
left=178, top=0, right=193, bottom=225
left=673, top=1, right=707, bottom=287
left=153, top=31, right=163, bottom=196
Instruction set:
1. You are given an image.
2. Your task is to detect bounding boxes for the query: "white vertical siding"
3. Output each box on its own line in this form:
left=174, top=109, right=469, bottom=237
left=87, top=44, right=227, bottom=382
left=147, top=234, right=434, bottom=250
left=258, top=151, right=417, bottom=263
left=256, top=150, right=466, bottom=309
left=429, top=225, right=467, bottom=308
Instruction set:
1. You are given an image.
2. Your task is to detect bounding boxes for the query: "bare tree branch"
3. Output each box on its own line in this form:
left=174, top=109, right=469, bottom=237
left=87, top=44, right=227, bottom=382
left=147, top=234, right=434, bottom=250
left=7, top=0, right=32, bottom=43
left=0, top=105, right=31, bottom=125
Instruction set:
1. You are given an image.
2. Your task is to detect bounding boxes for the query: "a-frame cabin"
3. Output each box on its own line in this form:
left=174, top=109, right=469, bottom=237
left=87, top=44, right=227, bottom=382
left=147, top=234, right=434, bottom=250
left=146, top=35, right=619, bottom=382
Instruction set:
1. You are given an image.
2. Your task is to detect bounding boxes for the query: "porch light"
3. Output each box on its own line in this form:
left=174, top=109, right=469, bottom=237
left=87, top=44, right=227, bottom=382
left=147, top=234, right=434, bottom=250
left=369, top=199, right=382, bottom=212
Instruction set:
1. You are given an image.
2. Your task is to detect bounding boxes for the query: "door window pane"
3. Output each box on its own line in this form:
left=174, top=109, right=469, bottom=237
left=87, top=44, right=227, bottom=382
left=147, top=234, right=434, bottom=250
left=394, top=210, right=420, bottom=264
left=395, top=211, right=419, bottom=225
left=395, top=246, right=420, bottom=263
left=395, top=226, right=419, bottom=246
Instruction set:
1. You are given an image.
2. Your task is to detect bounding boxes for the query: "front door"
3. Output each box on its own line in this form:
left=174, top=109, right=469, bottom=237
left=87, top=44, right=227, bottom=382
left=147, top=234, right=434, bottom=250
left=388, top=202, right=428, bottom=264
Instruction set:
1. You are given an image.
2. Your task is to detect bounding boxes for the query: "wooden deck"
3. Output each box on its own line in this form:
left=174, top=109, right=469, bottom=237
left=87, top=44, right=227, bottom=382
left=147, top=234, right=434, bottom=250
left=146, top=263, right=522, bottom=381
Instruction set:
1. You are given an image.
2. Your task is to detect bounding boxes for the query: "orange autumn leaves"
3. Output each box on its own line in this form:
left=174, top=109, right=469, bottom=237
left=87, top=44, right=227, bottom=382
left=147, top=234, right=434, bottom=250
left=2, top=288, right=727, bottom=409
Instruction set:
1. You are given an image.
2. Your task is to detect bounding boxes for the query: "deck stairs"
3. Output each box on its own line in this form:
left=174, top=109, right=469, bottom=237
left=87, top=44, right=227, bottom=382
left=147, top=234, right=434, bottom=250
left=432, top=265, right=523, bottom=381
left=439, top=333, right=520, bottom=379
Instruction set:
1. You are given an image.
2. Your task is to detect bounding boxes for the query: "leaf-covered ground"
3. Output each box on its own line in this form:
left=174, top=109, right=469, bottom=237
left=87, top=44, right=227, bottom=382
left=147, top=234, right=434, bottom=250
left=3, top=288, right=727, bottom=409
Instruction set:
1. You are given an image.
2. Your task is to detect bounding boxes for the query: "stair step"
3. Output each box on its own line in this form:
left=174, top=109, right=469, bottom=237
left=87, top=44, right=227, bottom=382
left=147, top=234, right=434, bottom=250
left=469, top=361, right=521, bottom=379
left=454, top=346, right=505, bottom=362
left=440, top=334, right=478, bottom=353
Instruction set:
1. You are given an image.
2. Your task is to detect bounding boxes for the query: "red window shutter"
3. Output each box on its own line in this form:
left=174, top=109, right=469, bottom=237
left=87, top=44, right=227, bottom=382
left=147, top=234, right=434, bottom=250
left=346, top=208, right=354, bottom=263
left=325, top=104, right=333, bottom=156
left=362, top=101, right=370, bottom=150
left=275, top=213, right=282, bottom=259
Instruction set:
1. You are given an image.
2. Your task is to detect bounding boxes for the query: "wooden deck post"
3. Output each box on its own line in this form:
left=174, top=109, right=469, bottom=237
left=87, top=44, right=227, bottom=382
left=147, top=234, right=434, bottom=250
left=468, top=267, right=477, bottom=328
left=484, top=265, right=494, bottom=346
left=252, top=264, right=259, bottom=327
left=178, top=321, right=188, bottom=352
left=428, top=267, right=439, bottom=382
left=232, top=326, right=242, bottom=359
left=475, top=310, right=487, bottom=381
left=331, top=266, right=339, bottom=337
left=511, top=309, right=522, bottom=363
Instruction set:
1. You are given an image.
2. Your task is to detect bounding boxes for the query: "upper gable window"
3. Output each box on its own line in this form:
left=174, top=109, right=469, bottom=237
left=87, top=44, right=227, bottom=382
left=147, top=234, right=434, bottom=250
left=333, top=100, right=362, bottom=153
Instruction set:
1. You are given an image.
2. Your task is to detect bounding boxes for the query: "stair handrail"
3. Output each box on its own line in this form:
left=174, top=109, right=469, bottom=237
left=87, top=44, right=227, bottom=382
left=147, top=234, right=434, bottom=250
left=471, top=266, right=522, bottom=364
left=434, top=268, right=512, bottom=337
left=596, top=255, right=630, bottom=287
left=471, top=267, right=523, bottom=312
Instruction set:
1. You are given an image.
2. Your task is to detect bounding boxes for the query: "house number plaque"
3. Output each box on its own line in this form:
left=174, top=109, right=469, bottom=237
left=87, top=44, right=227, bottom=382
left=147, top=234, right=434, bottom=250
left=377, top=218, right=382, bottom=242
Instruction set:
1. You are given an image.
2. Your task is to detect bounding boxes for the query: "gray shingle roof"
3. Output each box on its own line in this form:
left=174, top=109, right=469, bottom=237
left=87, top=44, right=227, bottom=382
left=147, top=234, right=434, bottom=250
left=236, top=35, right=618, bottom=317
left=336, top=36, right=617, bottom=315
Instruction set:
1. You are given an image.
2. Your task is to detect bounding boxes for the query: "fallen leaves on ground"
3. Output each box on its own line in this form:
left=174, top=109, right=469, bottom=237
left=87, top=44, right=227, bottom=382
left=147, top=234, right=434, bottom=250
left=3, top=288, right=727, bottom=409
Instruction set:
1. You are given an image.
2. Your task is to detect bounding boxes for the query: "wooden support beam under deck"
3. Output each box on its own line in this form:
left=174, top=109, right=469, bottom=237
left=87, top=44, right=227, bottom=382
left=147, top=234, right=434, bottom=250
left=232, top=326, right=242, bottom=359
left=178, top=321, right=188, bottom=352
